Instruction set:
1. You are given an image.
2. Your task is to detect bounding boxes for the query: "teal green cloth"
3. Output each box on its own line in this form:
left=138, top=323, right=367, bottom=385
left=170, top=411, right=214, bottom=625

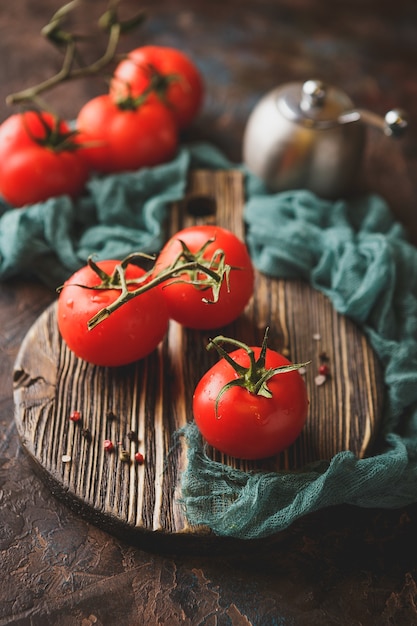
left=180, top=184, right=417, bottom=539
left=1, top=143, right=416, bottom=539
left=0, top=144, right=229, bottom=286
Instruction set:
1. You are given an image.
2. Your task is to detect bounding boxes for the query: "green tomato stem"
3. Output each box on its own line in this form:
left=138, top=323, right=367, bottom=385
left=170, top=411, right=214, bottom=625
left=86, top=244, right=231, bottom=331
left=207, top=328, right=310, bottom=416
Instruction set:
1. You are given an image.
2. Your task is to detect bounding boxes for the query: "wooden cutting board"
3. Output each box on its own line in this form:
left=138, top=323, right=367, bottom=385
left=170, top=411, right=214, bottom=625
left=13, top=170, right=384, bottom=549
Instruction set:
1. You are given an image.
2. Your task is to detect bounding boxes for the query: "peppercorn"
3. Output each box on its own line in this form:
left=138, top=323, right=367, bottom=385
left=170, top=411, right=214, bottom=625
left=135, top=452, right=145, bottom=465
left=104, top=439, right=114, bottom=452
left=127, top=430, right=138, bottom=443
left=119, top=448, right=130, bottom=463
left=69, top=410, right=81, bottom=422
left=318, top=363, right=330, bottom=376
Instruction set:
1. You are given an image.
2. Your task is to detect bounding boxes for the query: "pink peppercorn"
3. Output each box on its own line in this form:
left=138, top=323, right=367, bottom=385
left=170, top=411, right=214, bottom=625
left=104, top=439, right=114, bottom=452
left=69, top=410, right=81, bottom=422
left=318, top=364, right=330, bottom=376
left=135, top=452, right=145, bottom=465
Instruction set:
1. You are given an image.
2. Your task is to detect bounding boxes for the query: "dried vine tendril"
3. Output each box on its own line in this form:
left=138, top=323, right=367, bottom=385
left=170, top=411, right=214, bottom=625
left=6, top=0, right=147, bottom=108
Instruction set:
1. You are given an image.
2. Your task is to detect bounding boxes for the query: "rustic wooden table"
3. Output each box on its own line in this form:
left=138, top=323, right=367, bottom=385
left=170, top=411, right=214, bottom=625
left=1, top=1, right=417, bottom=624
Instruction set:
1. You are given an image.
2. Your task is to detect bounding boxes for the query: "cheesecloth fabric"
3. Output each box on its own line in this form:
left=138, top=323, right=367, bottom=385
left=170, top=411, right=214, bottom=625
left=1, top=143, right=416, bottom=539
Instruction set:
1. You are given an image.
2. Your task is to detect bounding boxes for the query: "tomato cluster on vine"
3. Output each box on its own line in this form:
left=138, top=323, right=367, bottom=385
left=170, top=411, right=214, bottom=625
left=0, top=45, right=203, bottom=208
left=57, top=225, right=255, bottom=367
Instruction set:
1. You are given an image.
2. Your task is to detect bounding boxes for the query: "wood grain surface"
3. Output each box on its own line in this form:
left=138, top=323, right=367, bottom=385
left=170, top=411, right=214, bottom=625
left=13, top=170, right=384, bottom=545
left=2, top=2, right=417, bottom=623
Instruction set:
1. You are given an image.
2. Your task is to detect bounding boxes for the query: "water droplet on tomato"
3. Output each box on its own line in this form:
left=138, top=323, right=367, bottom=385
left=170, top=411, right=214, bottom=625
left=91, top=293, right=107, bottom=303
left=66, top=298, right=74, bottom=308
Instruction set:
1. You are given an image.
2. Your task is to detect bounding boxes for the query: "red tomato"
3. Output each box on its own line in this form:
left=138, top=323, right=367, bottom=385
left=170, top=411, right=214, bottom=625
left=110, top=45, right=204, bottom=129
left=76, top=94, right=178, bottom=174
left=0, top=111, right=89, bottom=207
left=57, top=259, right=169, bottom=367
left=153, top=225, right=255, bottom=329
left=193, top=340, right=309, bottom=460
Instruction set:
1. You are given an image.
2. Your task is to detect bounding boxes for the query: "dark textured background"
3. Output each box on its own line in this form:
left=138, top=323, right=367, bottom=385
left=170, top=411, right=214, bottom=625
left=1, top=1, right=417, bottom=624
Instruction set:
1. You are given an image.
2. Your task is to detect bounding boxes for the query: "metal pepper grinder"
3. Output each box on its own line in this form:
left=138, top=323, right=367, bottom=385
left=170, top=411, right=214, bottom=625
left=242, top=79, right=407, bottom=198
